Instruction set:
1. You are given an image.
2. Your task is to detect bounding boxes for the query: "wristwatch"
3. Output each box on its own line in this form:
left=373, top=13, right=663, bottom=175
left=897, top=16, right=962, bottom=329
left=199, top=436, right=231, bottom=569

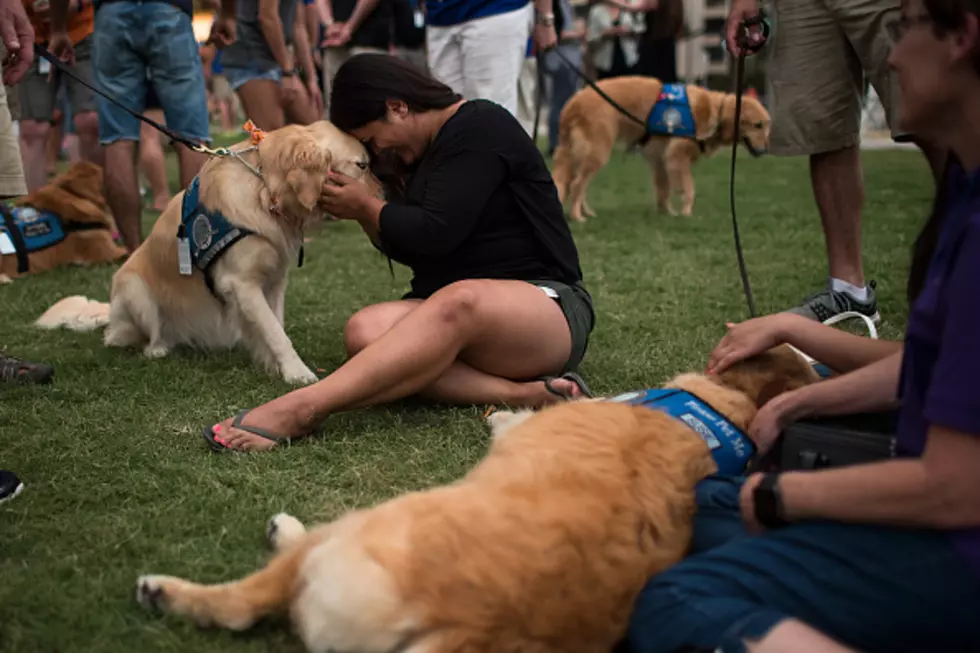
left=536, top=11, right=555, bottom=26
left=753, top=473, right=790, bottom=528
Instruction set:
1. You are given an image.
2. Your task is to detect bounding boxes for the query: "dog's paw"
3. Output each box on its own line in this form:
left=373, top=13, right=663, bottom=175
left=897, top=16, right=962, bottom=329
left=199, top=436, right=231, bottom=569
left=136, top=574, right=180, bottom=613
left=486, top=409, right=534, bottom=440
left=281, top=363, right=318, bottom=385
left=142, top=343, right=170, bottom=359
left=267, top=512, right=306, bottom=551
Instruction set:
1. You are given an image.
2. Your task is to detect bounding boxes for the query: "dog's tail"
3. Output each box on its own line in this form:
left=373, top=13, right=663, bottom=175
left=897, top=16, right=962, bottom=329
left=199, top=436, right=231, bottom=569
left=34, top=295, right=110, bottom=331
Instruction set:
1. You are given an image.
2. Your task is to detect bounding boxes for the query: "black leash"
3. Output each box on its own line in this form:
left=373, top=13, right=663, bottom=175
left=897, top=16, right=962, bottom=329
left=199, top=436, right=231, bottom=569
left=550, top=46, right=648, bottom=131
left=33, top=44, right=229, bottom=157
left=727, top=14, right=770, bottom=318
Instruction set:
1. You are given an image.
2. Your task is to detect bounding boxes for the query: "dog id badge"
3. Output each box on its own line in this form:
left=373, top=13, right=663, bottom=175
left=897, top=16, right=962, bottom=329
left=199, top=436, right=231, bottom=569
left=37, top=57, right=51, bottom=76
left=176, top=225, right=193, bottom=275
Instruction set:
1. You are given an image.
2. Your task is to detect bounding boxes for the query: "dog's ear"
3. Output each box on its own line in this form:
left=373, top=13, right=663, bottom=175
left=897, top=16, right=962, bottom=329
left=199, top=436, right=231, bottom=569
left=259, top=126, right=333, bottom=212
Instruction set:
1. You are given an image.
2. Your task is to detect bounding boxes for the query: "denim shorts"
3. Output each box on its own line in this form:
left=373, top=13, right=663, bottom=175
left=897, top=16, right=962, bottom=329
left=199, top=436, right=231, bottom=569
left=222, top=65, right=282, bottom=92
left=619, top=475, right=980, bottom=653
left=92, top=1, right=210, bottom=145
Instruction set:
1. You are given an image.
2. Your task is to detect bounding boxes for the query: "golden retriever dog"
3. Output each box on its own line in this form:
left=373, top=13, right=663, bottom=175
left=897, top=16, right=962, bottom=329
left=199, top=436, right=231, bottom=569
left=133, top=344, right=818, bottom=652
left=34, top=121, right=382, bottom=384
left=0, top=161, right=126, bottom=282
left=552, top=76, right=771, bottom=222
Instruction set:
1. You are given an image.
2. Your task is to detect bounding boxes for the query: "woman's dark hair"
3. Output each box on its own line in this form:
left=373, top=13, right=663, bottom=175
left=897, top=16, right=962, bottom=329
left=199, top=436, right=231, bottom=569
left=328, top=53, right=463, bottom=132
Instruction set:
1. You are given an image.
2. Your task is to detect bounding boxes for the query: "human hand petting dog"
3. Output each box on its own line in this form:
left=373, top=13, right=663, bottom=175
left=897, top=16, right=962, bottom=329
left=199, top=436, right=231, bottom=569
left=706, top=314, right=798, bottom=375
left=319, top=172, right=384, bottom=224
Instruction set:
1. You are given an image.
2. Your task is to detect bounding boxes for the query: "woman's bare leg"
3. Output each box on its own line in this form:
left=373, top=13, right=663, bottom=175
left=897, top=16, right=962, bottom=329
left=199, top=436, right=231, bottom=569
left=235, top=79, right=285, bottom=131
left=343, top=299, right=584, bottom=405
left=212, top=280, right=587, bottom=451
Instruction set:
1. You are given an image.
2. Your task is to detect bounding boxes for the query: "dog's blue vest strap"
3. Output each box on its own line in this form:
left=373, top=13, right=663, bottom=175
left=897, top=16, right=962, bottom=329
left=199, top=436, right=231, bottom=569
left=607, top=388, right=757, bottom=475
left=645, top=84, right=698, bottom=140
left=180, top=177, right=255, bottom=275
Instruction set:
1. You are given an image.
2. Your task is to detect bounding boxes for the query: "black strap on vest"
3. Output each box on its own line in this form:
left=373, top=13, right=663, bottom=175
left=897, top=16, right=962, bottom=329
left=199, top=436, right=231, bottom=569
left=1, top=204, right=29, bottom=274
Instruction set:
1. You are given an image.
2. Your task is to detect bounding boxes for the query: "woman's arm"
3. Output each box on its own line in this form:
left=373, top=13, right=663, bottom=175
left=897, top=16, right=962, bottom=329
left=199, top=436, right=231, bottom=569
left=258, top=0, right=293, bottom=72
left=773, top=349, right=903, bottom=422
left=776, top=424, right=980, bottom=529
left=708, top=313, right=901, bottom=377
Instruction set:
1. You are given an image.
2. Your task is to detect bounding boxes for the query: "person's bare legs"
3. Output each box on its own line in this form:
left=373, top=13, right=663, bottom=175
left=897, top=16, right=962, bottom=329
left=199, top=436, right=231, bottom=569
left=235, top=79, right=285, bottom=131
left=174, top=142, right=207, bottom=190
left=810, top=145, right=865, bottom=289
left=744, top=620, right=857, bottom=653
left=103, top=139, right=143, bottom=252
left=138, top=109, right=171, bottom=210
left=18, top=119, right=49, bottom=191
left=211, top=280, right=588, bottom=451
left=73, top=110, right=104, bottom=168
left=342, top=299, right=585, bottom=405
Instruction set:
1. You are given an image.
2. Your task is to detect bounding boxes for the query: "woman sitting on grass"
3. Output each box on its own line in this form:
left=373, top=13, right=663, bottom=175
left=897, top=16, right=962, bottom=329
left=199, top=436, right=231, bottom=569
left=204, top=53, right=595, bottom=452
left=619, top=0, right=980, bottom=650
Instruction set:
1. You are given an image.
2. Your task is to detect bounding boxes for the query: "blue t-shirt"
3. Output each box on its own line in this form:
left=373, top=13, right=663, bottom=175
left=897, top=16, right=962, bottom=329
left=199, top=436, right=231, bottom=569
left=897, top=158, right=980, bottom=578
left=425, top=0, right=527, bottom=27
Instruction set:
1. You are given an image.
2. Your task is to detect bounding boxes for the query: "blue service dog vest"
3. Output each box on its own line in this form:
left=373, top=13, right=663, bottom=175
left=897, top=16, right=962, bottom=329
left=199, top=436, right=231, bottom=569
left=645, top=84, right=698, bottom=140
left=606, top=388, right=757, bottom=475
left=1, top=202, right=110, bottom=273
left=0, top=205, right=68, bottom=253
left=178, top=176, right=254, bottom=274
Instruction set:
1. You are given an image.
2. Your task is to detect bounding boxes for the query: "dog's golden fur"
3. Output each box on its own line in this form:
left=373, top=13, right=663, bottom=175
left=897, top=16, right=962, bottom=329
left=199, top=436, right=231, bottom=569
left=34, top=121, right=382, bottom=384
left=552, top=76, right=771, bottom=222
left=135, top=344, right=819, bottom=653
left=0, top=161, right=126, bottom=281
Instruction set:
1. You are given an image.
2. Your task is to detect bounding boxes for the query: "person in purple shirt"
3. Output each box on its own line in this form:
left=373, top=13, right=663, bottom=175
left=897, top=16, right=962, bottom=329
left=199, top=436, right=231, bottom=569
left=618, top=0, right=980, bottom=651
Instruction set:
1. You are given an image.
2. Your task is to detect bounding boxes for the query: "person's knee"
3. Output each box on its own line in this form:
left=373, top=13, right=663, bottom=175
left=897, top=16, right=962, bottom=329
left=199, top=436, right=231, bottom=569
left=426, top=281, right=480, bottom=328
left=19, top=119, right=50, bottom=147
left=343, top=310, right=389, bottom=357
left=72, top=111, right=99, bottom=140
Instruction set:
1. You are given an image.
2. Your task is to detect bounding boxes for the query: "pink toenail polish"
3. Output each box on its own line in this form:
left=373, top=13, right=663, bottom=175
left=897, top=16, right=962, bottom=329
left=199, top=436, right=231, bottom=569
left=215, top=436, right=227, bottom=445
left=213, top=424, right=222, bottom=433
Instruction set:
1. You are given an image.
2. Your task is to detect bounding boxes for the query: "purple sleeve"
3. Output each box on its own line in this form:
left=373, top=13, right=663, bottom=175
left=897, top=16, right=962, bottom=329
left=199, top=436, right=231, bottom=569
left=924, top=222, right=980, bottom=435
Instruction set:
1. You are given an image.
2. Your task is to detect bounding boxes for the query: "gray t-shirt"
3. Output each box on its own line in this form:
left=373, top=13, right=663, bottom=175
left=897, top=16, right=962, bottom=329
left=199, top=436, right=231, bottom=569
left=220, top=0, right=300, bottom=72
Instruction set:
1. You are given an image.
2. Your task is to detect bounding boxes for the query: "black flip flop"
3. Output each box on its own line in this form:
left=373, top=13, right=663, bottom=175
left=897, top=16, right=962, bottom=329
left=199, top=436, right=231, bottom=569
left=538, top=372, right=594, bottom=399
left=0, top=354, right=54, bottom=384
left=202, top=408, right=294, bottom=452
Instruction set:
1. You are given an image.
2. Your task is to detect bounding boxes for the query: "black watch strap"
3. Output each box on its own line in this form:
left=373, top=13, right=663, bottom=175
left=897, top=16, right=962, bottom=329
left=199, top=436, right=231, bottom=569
left=753, top=473, right=790, bottom=528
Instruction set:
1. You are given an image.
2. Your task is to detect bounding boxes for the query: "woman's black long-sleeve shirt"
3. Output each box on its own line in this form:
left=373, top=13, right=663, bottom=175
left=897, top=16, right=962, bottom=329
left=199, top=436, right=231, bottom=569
left=377, top=100, right=586, bottom=299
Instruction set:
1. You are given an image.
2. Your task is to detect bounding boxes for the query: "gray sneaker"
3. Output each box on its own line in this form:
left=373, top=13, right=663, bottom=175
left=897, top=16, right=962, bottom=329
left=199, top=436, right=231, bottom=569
left=787, top=280, right=880, bottom=323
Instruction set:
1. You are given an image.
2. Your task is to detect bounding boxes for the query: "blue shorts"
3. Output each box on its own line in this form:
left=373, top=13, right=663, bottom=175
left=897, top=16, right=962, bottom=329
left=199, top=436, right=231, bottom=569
left=620, top=476, right=980, bottom=653
left=222, top=65, right=282, bottom=92
left=92, top=1, right=210, bottom=145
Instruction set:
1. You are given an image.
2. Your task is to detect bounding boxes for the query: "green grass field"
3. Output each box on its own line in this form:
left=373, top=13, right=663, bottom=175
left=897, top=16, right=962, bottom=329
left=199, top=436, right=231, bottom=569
left=0, top=139, right=933, bottom=652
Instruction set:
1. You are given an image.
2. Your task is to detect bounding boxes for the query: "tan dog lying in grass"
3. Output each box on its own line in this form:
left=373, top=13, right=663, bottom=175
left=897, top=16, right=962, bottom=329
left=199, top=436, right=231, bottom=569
left=133, top=344, right=817, bottom=653
left=34, top=122, right=382, bottom=384
left=0, top=161, right=126, bottom=283
left=552, top=76, right=771, bottom=222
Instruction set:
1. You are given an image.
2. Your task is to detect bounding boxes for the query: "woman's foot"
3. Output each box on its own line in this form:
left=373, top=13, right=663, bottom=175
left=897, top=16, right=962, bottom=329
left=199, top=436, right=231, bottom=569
left=207, top=396, right=316, bottom=452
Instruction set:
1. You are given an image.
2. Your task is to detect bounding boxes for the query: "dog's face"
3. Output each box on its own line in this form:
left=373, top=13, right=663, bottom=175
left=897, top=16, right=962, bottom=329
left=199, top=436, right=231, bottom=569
left=717, top=95, right=771, bottom=157
left=734, top=95, right=770, bottom=156
left=257, top=121, right=384, bottom=220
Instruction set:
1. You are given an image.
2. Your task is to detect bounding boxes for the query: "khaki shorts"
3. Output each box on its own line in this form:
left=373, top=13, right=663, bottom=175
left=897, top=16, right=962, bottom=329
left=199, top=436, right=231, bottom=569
left=0, top=46, right=28, bottom=198
left=766, top=0, right=909, bottom=156
left=19, top=36, right=97, bottom=123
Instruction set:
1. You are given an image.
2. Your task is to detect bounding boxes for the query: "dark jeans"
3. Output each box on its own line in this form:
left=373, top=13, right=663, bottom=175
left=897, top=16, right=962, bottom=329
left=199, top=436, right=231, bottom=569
left=620, top=476, right=980, bottom=653
left=543, top=44, right=582, bottom=154
left=637, top=36, right=677, bottom=83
